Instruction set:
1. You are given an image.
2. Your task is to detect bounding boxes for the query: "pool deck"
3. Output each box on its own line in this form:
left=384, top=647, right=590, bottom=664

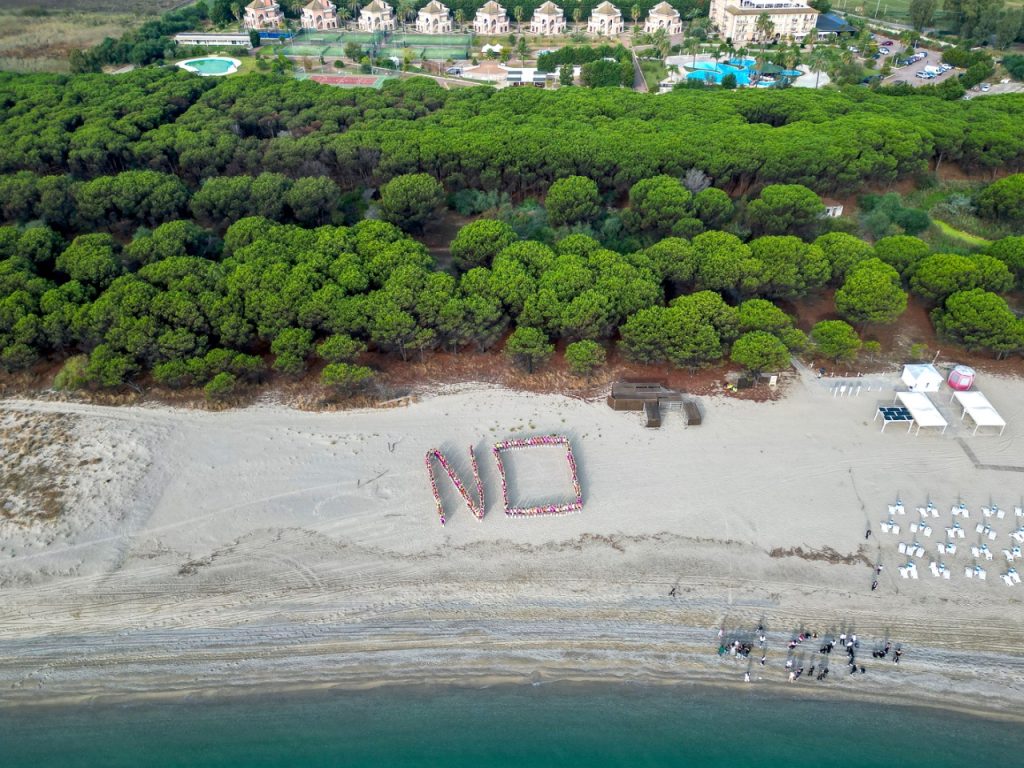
left=664, top=54, right=830, bottom=89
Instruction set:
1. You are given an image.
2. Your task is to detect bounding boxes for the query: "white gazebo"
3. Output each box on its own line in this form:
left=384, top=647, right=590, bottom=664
left=901, top=364, right=943, bottom=393
left=474, top=1, right=510, bottom=34
left=895, top=392, right=948, bottom=435
left=416, top=1, right=452, bottom=32
left=644, top=1, right=682, bottom=34
left=301, top=0, right=339, bottom=30
left=358, top=0, right=396, bottom=31
left=951, top=391, right=1006, bottom=436
left=530, top=2, right=566, bottom=34
left=244, top=0, right=284, bottom=29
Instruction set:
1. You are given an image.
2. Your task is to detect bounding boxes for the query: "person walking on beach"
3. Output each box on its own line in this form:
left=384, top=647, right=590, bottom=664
left=669, top=586, right=677, bottom=597
left=871, top=580, right=879, bottom=591
left=865, top=528, right=872, bottom=540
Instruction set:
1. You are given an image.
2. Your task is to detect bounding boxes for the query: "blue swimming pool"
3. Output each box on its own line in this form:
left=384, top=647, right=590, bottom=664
left=176, top=57, right=241, bottom=76
left=686, top=58, right=801, bottom=87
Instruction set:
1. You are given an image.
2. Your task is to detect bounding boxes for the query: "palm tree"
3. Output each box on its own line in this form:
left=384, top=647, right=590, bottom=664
left=515, top=5, right=524, bottom=33
left=805, top=45, right=837, bottom=88
left=397, top=0, right=415, bottom=29
left=685, top=38, right=701, bottom=68
left=754, top=12, right=774, bottom=55
left=631, top=5, right=640, bottom=26
left=348, top=0, right=361, bottom=27
left=454, top=8, right=464, bottom=30
left=516, top=35, right=529, bottom=65
left=573, top=5, right=582, bottom=29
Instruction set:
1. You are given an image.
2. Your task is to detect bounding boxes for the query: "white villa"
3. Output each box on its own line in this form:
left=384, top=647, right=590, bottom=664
left=588, top=2, right=624, bottom=36
left=530, top=2, right=566, bottom=35
left=358, top=0, right=397, bottom=31
left=300, top=0, right=339, bottom=30
left=474, top=1, right=510, bottom=34
left=416, top=1, right=452, bottom=33
left=243, top=0, right=284, bottom=29
left=645, top=2, right=682, bottom=35
left=709, top=0, right=819, bottom=43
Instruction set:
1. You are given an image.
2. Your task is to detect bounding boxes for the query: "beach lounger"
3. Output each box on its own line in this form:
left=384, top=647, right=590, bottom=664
left=922, top=526, right=932, bottom=537
left=965, top=567, right=974, bottom=579
left=891, top=524, right=900, bottom=535
left=898, top=542, right=908, bottom=555
left=1004, top=550, right=1013, bottom=562
left=1016, top=506, right=1023, bottom=518
left=931, top=506, right=940, bottom=518
left=972, top=546, right=981, bottom=558
left=997, top=508, right=1005, bottom=519
left=985, top=550, right=992, bottom=561
left=1012, top=571, right=1021, bottom=584
left=957, top=528, right=965, bottom=539
left=910, top=568, right=919, bottom=579
left=947, top=528, right=956, bottom=540
left=943, top=569, right=950, bottom=580
left=988, top=530, right=997, bottom=541
left=910, top=522, right=919, bottom=533
left=978, top=570, right=987, bottom=581
left=946, top=544, right=956, bottom=556
left=976, top=523, right=986, bottom=534
left=1003, top=574, right=1014, bottom=586
left=982, top=506, right=993, bottom=517
left=929, top=562, right=939, bottom=577
left=900, top=567, right=909, bottom=579
left=916, top=546, right=926, bottom=557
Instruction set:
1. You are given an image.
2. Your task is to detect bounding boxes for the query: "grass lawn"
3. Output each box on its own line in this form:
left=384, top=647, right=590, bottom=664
left=0, top=10, right=147, bottom=72
left=639, top=58, right=667, bottom=90
left=931, top=218, right=991, bottom=247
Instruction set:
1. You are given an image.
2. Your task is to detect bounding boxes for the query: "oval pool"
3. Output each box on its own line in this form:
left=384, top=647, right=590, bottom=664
left=176, top=56, right=241, bottom=76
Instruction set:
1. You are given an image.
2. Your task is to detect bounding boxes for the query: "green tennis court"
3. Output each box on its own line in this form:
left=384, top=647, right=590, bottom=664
left=380, top=45, right=470, bottom=59
left=279, top=44, right=329, bottom=56
left=389, top=33, right=472, bottom=46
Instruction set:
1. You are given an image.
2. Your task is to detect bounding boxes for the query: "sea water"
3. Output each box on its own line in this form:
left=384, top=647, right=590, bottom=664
left=0, top=683, right=1017, bottom=767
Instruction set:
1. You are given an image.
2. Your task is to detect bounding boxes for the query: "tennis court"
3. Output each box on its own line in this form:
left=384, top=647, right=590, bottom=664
left=380, top=44, right=470, bottom=59
left=389, top=33, right=472, bottom=46
left=279, top=44, right=329, bottom=56
left=298, top=73, right=392, bottom=89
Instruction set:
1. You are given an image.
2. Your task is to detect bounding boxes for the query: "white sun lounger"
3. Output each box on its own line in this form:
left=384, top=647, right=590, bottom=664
left=978, top=569, right=987, bottom=581
left=976, top=523, right=986, bottom=534
left=997, top=508, right=1006, bottom=520
left=900, top=567, right=909, bottom=579
left=930, top=562, right=940, bottom=577
left=1003, top=574, right=1014, bottom=587
left=890, top=524, right=900, bottom=535
left=1004, top=550, right=1014, bottom=562
left=943, top=569, right=950, bottom=580
left=1012, top=571, right=1021, bottom=584
left=988, top=530, right=998, bottom=541
left=898, top=542, right=908, bottom=554
left=965, top=567, right=974, bottom=579
left=921, top=526, right=932, bottom=537
left=1016, top=506, right=1023, bottom=518
left=910, top=567, right=919, bottom=579
left=972, top=545, right=981, bottom=558
left=982, top=506, right=993, bottom=517
left=984, top=549, right=993, bottom=561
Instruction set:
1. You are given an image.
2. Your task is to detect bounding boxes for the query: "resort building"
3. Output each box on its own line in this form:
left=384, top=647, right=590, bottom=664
left=530, top=2, right=566, bottom=35
left=416, top=1, right=452, bottom=33
left=358, top=0, right=397, bottom=31
left=474, top=1, right=510, bottom=34
left=174, top=32, right=252, bottom=47
left=644, top=2, right=683, bottom=35
left=300, top=0, right=339, bottom=30
left=587, top=2, right=624, bottom=36
left=709, top=0, right=819, bottom=43
left=243, top=0, right=284, bottom=30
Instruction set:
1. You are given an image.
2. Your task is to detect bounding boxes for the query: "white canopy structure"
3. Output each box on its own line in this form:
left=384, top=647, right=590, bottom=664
left=895, top=392, right=948, bottom=435
left=951, top=391, right=1006, bottom=436
left=901, top=364, right=943, bottom=393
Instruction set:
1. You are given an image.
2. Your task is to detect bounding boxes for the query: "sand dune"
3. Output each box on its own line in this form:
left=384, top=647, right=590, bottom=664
left=1, top=368, right=1023, bottom=712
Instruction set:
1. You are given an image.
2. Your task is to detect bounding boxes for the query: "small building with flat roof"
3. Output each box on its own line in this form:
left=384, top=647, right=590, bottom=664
left=174, top=32, right=252, bottom=47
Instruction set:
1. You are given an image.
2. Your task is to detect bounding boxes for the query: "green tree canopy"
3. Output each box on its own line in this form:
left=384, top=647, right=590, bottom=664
left=545, top=176, right=602, bottom=228
left=834, top=258, right=908, bottom=326
left=449, top=219, right=518, bottom=271
left=564, top=339, right=607, bottom=378
left=729, top=330, right=790, bottom=375
left=813, top=232, right=875, bottom=284
left=977, top=174, right=1024, bottom=225
left=932, top=288, right=1024, bottom=356
left=504, top=326, right=554, bottom=373
left=623, top=175, right=693, bottom=237
left=379, top=173, right=444, bottom=232
left=811, top=319, right=862, bottom=362
left=746, top=184, right=825, bottom=238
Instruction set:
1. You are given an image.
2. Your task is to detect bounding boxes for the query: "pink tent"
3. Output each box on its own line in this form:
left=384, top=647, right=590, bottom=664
left=948, top=365, right=975, bottom=391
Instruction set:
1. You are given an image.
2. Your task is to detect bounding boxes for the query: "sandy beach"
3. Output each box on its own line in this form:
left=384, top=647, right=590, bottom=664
left=2, top=366, right=1024, bottom=715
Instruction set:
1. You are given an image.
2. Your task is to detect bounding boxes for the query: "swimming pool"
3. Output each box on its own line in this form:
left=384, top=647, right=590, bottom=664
left=685, top=58, right=801, bottom=87
left=176, top=56, right=241, bottom=76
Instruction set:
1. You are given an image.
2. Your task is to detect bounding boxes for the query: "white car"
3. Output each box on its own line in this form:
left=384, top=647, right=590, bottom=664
left=848, top=46, right=860, bottom=53
left=980, top=83, right=991, bottom=92
left=879, top=47, right=890, bottom=54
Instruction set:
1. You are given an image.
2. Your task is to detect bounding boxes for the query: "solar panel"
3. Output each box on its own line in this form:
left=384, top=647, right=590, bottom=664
left=878, top=406, right=913, bottom=422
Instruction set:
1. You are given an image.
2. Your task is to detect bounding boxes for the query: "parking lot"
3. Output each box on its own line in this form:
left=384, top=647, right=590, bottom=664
left=874, top=45, right=961, bottom=88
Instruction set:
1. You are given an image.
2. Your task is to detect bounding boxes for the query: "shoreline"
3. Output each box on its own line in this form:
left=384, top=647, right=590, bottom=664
left=2, top=372, right=1024, bottom=722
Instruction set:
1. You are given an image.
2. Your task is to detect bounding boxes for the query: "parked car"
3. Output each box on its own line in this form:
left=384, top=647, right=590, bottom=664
left=848, top=46, right=860, bottom=53
left=980, top=83, right=991, bottom=91
left=879, top=47, right=890, bottom=54
left=446, top=67, right=463, bottom=75
left=882, top=40, right=894, bottom=46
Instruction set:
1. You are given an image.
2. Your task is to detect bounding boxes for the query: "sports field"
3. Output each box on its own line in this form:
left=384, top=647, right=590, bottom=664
left=297, top=73, right=391, bottom=89
left=380, top=44, right=470, bottom=59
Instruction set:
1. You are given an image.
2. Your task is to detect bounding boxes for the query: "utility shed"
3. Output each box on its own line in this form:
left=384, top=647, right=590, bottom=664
left=608, top=380, right=693, bottom=428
